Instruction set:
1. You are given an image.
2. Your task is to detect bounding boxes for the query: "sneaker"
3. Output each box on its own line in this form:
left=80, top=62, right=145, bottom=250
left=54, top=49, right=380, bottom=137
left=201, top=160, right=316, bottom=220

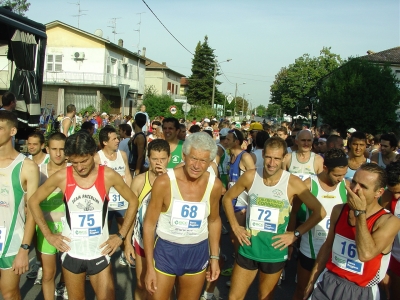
left=119, top=254, right=135, bottom=268
left=26, top=263, right=40, bottom=279
left=200, top=295, right=217, bottom=300
left=55, top=282, right=65, bottom=297
left=63, top=287, right=68, bottom=299
left=86, top=275, right=90, bottom=281
left=34, top=267, right=43, bottom=285
left=221, top=225, right=229, bottom=235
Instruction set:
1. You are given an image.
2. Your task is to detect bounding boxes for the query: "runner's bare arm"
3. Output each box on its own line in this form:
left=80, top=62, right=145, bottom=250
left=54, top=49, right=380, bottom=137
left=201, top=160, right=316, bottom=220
left=272, top=175, right=326, bottom=249
left=241, top=152, right=256, bottom=171
left=101, top=168, right=138, bottom=255
left=303, top=204, right=343, bottom=299
left=222, top=170, right=255, bottom=246
left=61, top=118, right=71, bottom=136
left=370, top=152, right=379, bottom=164
left=13, top=159, right=39, bottom=275
left=282, top=153, right=291, bottom=170
left=346, top=185, right=400, bottom=261
left=207, top=178, right=222, bottom=282
left=144, top=174, right=170, bottom=295
left=121, top=150, right=132, bottom=187
left=93, top=152, right=101, bottom=165
left=28, top=169, right=71, bottom=252
left=314, top=155, right=324, bottom=174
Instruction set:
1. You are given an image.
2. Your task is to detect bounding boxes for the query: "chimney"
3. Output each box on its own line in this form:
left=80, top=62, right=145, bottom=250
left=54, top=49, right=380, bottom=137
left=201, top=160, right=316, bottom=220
left=142, top=47, right=146, bottom=57
left=162, top=62, right=166, bottom=66
left=118, top=39, right=123, bottom=47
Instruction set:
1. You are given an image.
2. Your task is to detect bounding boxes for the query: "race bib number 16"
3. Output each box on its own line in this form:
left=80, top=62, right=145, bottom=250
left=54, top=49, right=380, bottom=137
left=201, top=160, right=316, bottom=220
left=70, top=211, right=103, bottom=238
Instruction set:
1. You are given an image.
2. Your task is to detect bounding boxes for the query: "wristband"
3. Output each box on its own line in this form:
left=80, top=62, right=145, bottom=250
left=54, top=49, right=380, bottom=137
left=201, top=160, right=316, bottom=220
left=210, top=255, right=219, bottom=260
left=117, top=232, right=125, bottom=241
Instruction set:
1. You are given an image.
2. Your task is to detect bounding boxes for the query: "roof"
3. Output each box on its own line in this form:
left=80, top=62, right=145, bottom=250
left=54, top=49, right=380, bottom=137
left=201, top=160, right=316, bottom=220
left=46, top=20, right=142, bottom=59
left=145, top=59, right=186, bottom=77
left=360, top=46, right=400, bottom=64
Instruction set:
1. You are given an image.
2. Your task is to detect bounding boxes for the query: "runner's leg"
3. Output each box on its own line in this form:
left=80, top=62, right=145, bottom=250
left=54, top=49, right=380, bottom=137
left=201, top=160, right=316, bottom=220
left=62, top=267, right=86, bottom=300
left=149, top=272, right=176, bottom=300
left=90, top=264, right=116, bottom=300
left=38, top=252, right=57, bottom=300
left=177, top=272, right=207, bottom=300
left=258, top=269, right=283, bottom=300
left=0, top=268, right=21, bottom=300
left=228, top=262, right=258, bottom=300
left=135, top=255, right=148, bottom=300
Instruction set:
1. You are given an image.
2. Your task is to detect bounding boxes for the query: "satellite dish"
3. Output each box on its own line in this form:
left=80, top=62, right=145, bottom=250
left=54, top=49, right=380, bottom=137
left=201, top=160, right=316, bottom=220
left=94, top=29, right=103, bottom=37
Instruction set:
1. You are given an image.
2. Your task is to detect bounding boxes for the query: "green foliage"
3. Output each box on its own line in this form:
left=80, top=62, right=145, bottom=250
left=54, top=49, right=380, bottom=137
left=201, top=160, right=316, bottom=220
left=318, top=58, right=400, bottom=134
left=266, top=104, right=281, bottom=117
left=100, top=99, right=112, bottom=115
left=0, top=0, right=30, bottom=15
left=143, top=94, right=184, bottom=119
left=270, top=47, right=343, bottom=116
left=143, top=85, right=158, bottom=100
left=224, top=97, right=249, bottom=116
left=186, top=36, right=224, bottom=106
left=79, top=105, right=96, bottom=116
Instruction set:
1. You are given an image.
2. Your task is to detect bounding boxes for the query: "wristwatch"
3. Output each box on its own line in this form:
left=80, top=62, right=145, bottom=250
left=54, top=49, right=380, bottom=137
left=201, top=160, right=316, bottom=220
left=116, top=232, right=125, bottom=241
left=354, top=210, right=366, bottom=217
left=294, top=230, right=301, bottom=238
left=20, top=244, right=29, bottom=250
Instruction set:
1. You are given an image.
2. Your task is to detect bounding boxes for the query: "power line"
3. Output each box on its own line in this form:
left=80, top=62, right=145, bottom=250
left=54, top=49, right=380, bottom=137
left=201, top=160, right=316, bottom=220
left=142, top=0, right=194, bottom=56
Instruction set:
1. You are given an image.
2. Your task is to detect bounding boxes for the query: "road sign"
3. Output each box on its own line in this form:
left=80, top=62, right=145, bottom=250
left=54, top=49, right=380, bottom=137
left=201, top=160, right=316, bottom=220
left=169, top=105, right=177, bottom=115
left=182, top=103, right=191, bottom=113
left=227, top=94, right=234, bottom=104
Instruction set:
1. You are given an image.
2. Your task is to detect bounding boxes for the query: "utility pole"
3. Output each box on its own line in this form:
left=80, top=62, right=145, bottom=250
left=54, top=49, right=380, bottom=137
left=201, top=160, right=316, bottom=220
left=211, top=59, right=231, bottom=109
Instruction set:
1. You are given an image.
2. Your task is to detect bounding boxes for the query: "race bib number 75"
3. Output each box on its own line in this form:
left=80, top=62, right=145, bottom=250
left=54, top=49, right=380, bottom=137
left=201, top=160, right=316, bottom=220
left=70, top=211, right=103, bottom=238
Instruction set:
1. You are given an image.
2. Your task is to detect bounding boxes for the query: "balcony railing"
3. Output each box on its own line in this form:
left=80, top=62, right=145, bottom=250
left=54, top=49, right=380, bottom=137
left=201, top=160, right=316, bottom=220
left=43, top=71, right=138, bottom=89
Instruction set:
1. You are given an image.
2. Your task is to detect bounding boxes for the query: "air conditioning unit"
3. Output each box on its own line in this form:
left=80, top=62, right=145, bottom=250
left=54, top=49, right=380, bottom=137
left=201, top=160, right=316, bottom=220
left=74, top=52, right=85, bottom=60
left=122, top=57, right=129, bottom=65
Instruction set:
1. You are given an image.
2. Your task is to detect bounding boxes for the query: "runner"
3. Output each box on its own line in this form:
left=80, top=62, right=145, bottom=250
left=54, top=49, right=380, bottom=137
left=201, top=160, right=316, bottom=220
left=144, top=132, right=222, bottom=300
left=163, top=117, right=184, bottom=168
left=128, top=113, right=147, bottom=176
left=378, top=160, right=400, bottom=299
left=35, top=133, right=68, bottom=300
left=94, top=126, right=132, bottom=266
left=222, top=136, right=326, bottom=300
left=250, top=131, right=270, bottom=169
left=124, top=139, right=170, bottom=300
left=28, top=131, right=139, bottom=300
left=304, top=163, right=400, bottom=300
left=0, top=110, right=39, bottom=300
left=345, top=131, right=370, bottom=180
left=371, top=133, right=397, bottom=168
left=27, top=131, right=50, bottom=165
left=215, top=128, right=230, bottom=189
left=60, top=104, right=76, bottom=137
left=291, top=148, right=349, bottom=300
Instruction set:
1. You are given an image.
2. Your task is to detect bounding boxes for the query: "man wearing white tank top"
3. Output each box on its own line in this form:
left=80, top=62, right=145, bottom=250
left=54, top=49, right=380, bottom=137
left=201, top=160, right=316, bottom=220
left=250, top=131, right=270, bottom=169
left=144, top=132, right=223, bottom=300
left=94, top=126, right=132, bottom=267
left=60, top=104, right=76, bottom=137
left=371, top=133, right=397, bottom=169
left=29, top=131, right=138, bottom=300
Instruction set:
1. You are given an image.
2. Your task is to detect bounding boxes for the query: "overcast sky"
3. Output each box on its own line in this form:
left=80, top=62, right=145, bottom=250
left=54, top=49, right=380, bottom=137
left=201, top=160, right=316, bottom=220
left=27, top=0, right=400, bottom=108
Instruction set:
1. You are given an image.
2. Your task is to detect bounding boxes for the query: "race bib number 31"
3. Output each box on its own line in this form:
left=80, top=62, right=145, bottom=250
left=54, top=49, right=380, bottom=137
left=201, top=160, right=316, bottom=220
left=0, top=226, right=6, bottom=254
left=171, top=200, right=206, bottom=229
left=249, top=205, right=280, bottom=233
left=70, top=211, right=103, bottom=238
left=332, top=234, right=364, bottom=275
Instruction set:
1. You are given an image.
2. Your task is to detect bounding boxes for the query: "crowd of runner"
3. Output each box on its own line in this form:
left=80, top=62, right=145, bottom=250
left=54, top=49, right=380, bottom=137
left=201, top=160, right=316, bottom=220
left=1, top=99, right=400, bottom=300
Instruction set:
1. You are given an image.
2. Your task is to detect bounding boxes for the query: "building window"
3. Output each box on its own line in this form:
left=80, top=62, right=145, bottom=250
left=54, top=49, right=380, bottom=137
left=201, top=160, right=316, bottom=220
left=117, top=61, right=122, bottom=77
left=47, top=54, right=62, bottom=72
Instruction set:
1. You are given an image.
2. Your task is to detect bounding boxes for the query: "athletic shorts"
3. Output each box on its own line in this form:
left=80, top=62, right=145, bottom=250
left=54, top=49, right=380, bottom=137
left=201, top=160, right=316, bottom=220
left=60, top=253, right=110, bottom=275
left=154, top=237, right=209, bottom=276
left=0, top=255, right=16, bottom=270
left=108, top=209, right=126, bottom=221
left=298, top=251, right=315, bottom=272
left=134, top=239, right=145, bottom=257
left=236, top=252, right=286, bottom=274
left=389, top=256, right=400, bottom=277
left=312, top=270, right=378, bottom=300
left=36, top=221, right=63, bottom=255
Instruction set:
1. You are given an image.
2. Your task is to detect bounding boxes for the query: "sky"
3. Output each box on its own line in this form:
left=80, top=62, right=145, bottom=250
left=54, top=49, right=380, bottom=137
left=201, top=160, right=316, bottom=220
left=26, top=0, right=400, bottom=108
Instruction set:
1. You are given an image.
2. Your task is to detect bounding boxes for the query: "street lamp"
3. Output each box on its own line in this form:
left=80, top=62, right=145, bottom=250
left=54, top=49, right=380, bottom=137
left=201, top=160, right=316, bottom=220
left=233, top=82, right=246, bottom=118
left=211, top=58, right=231, bottom=109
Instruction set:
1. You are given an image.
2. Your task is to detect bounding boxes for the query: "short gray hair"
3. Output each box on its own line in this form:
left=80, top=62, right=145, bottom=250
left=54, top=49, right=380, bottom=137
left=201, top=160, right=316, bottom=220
left=182, top=132, right=217, bottom=161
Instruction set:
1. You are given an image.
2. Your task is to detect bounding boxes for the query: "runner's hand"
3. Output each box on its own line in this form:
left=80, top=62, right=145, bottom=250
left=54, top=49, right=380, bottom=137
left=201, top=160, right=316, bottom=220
left=145, top=267, right=158, bottom=295
left=124, top=242, right=136, bottom=265
left=12, top=249, right=29, bottom=275
left=271, top=232, right=296, bottom=250
left=232, top=225, right=251, bottom=246
left=47, top=233, right=71, bottom=252
left=100, top=234, right=122, bottom=256
left=206, top=259, right=220, bottom=282
left=345, top=185, right=367, bottom=211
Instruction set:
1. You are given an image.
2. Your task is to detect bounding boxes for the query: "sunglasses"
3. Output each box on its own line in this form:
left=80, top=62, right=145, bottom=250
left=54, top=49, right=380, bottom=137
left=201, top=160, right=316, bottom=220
left=229, top=129, right=238, bottom=139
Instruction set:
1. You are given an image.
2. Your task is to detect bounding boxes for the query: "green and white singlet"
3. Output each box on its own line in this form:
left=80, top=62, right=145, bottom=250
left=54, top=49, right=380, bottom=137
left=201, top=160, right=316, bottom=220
left=60, top=117, right=75, bottom=137
left=167, top=140, right=184, bottom=168
left=28, top=153, right=50, bottom=165
left=239, top=168, right=291, bottom=263
left=0, top=154, right=26, bottom=261
left=300, top=175, right=347, bottom=259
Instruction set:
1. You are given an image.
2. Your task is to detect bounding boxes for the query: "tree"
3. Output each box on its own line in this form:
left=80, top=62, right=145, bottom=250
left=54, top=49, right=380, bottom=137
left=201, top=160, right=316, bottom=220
left=255, top=105, right=266, bottom=116
left=0, top=0, right=30, bottom=15
left=265, top=104, right=281, bottom=118
left=186, top=36, right=224, bottom=107
left=270, top=47, right=343, bottom=116
left=318, top=58, right=400, bottom=134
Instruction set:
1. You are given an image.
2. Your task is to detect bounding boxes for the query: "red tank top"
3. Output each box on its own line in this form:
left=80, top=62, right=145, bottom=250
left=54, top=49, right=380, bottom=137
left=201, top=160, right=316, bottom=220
left=326, top=204, right=389, bottom=287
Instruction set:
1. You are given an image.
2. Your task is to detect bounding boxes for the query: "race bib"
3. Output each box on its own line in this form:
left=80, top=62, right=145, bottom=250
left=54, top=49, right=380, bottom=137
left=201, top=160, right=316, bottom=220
left=70, top=210, right=103, bottom=238
left=249, top=205, right=280, bottom=233
left=109, top=192, right=126, bottom=209
left=332, top=234, right=364, bottom=275
left=314, top=217, right=330, bottom=240
left=294, top=173, right=311, bottom=181
left=0, top=226, right=6, bottom=254
left=171, top=200, right=206, bottom=229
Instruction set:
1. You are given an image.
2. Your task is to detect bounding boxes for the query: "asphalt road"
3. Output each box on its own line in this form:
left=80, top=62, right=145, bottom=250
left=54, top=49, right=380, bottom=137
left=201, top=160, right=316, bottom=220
left=1, top=215, right=298, bottom=300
